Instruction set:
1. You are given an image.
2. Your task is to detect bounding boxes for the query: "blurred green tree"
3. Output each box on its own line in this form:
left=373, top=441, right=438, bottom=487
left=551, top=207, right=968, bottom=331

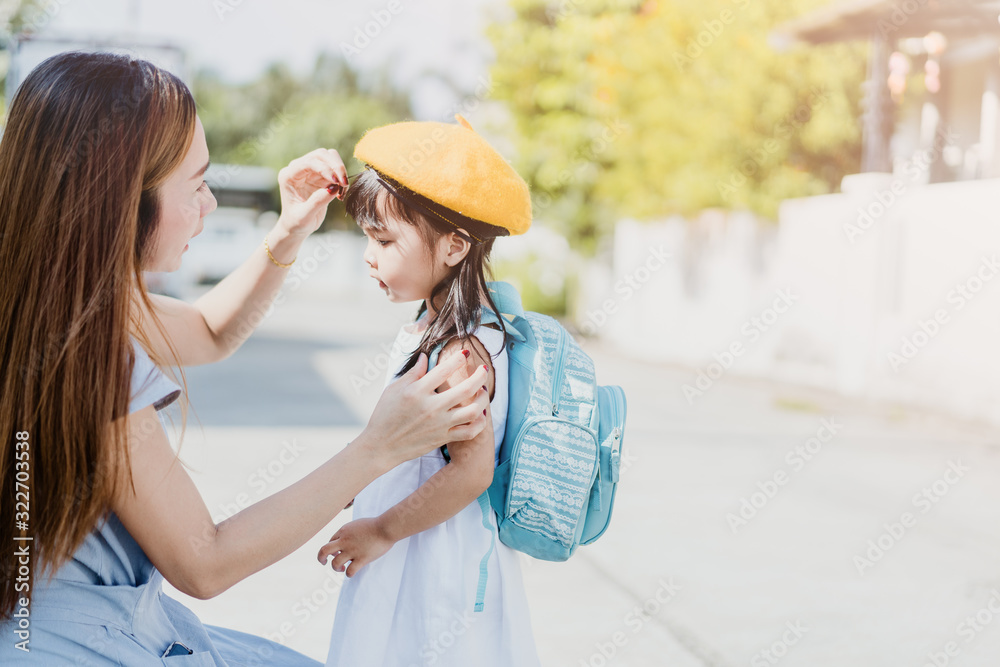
left=194, top=53, right=412, bottom=228
left=489, top=0, right=865, bottom=252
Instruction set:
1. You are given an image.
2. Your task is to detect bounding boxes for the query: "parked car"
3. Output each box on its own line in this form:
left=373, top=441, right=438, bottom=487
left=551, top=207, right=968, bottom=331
left=183, top=207, right=265, bottom=285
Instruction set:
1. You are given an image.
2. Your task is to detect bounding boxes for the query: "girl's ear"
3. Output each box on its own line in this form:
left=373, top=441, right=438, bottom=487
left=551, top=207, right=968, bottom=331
left=441, top=230, right=472, bottom=268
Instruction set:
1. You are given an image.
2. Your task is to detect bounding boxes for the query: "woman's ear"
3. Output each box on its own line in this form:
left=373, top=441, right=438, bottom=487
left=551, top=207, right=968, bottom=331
left=441, top=230, right=472, bottom=268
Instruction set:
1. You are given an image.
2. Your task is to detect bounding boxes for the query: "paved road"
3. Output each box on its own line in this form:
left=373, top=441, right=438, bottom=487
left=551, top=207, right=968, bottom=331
left=182, top=334, right=360, bottom=427
left=163, top=273, right=1000, bottom=666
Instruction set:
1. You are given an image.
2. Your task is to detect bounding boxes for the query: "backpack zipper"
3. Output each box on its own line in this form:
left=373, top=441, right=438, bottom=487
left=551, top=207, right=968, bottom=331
left=610, top=426, right=622, bottom=482
left=609, top=388, right=624, bottom=482
left=550, top=325, right=568, bottom=416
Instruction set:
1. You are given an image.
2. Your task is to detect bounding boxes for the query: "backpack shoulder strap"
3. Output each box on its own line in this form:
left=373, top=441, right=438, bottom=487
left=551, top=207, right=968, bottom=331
left=486, top=281, right=524, bottom=318
left=485, top=281, right=527, bottom=343
left=423, top=331, right=498, bottom=614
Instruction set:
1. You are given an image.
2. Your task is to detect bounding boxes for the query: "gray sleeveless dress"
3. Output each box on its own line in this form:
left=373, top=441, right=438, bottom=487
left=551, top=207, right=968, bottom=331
left=0, top=338, right=322, bottom=665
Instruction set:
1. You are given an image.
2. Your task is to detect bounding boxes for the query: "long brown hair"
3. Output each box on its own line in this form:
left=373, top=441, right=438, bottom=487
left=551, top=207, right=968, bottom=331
left=0, top=52, right=196, bottom=617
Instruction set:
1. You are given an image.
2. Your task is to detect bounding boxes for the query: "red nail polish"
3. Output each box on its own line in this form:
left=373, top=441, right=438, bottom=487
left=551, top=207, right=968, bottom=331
left=326, top=184, right=338, bottom=195
left=483, top=409, right=487, bottom=415
left=482, top=365, right=488, bottom=372
left=462, top=349, right=470, bottom=358
left=482, top=385, right=488, bottom=392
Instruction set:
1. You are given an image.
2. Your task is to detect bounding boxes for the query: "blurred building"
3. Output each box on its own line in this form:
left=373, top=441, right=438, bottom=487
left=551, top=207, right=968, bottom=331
left=6, top=33, right=186, bottom=106
left=579, top=1, right=1000, bottom=426
left=4, top=0, right=189, bottom=104
left=776, top=0, right=1000, bottom=181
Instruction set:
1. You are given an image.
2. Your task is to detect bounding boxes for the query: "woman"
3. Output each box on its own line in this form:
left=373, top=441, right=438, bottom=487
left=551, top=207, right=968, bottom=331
left=0, top=52, right=490, bottom=664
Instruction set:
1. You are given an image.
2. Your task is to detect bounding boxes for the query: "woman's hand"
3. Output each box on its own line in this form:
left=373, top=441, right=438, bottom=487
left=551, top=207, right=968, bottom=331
left=274, top=148, right=348, bottom=239
left=361, top=351, right=490, bottom=470
left=317, top=518, right=394, bottom=577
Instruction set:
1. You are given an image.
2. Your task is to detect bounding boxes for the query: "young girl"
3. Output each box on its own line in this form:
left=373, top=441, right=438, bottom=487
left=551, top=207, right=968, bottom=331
left=319, top=118, right=540, bottom=667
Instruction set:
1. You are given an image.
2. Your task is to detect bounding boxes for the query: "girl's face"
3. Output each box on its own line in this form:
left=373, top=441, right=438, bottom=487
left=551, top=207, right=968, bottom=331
left=145, top=117, right=218, bottom=272
left=363, top=215, right=445, bottom=303
left=363, top=213, right=468, bottom=305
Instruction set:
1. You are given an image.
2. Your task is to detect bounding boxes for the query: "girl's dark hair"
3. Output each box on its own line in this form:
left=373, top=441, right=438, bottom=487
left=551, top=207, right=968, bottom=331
left=344, top=168, right=507, bottom=377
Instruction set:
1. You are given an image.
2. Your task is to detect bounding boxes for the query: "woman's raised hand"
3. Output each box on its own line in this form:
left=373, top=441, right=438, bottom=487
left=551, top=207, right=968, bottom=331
left=364, top=351, right=490, bottom=467
left=275, top=148, right=348, bottom=238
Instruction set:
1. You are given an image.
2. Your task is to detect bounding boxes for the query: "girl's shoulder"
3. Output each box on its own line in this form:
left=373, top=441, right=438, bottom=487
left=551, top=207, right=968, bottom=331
left=463, top=319, right=507, bottom=360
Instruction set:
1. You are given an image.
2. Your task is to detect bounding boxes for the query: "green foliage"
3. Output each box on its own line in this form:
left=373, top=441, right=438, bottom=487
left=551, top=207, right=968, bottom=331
left=194, top=54, right=412, bottom=228
left=489, top=0, right=865, bottom=252
left=196, top=55, right=409, bottom=169
left=494, top=255, right=569, bottom=316
left=0, top=0, right=49, bottom=116
left=3, top=0, right=43, bottom=37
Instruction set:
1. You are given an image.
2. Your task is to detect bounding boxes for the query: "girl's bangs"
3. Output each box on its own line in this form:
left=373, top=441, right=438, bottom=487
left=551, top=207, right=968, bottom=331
left=346, top=169, right=424, bottom=234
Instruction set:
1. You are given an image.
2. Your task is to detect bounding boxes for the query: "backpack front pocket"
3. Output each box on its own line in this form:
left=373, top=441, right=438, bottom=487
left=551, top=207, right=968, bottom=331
left=505, top=417, right=599, bottom=552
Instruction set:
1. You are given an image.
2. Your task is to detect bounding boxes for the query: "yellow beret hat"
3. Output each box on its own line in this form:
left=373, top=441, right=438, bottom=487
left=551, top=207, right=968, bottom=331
left=354, top=116, right=531, bottom=238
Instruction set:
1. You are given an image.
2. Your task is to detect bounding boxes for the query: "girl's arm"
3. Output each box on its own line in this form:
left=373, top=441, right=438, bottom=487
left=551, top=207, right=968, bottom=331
left=138, top=149, right=347, bottom=367
left=112, top=349, right=489, bottom=600
left=317, top=337, right=497, bottom=577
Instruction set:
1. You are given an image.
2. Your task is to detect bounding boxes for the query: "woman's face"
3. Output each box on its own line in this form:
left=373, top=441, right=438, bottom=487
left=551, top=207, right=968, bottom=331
left=145, top=117, right=217, bottom=272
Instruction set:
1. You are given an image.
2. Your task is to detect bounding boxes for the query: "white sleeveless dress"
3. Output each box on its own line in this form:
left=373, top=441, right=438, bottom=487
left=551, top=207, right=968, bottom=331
left=325, top=317, right=540, bottom=667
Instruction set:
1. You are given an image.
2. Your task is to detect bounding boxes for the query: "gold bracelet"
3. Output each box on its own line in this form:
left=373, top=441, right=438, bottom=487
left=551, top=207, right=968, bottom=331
left=264, top=236, right=295, bottom=268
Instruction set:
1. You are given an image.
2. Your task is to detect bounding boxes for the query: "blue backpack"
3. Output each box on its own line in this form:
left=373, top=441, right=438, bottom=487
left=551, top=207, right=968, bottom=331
left=429, top=281, right=627, bottom=608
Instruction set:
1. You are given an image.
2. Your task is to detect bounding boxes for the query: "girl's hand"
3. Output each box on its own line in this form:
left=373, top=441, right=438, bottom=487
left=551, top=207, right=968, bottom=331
left=317, top=518, right=394, bottom=577
left=362, top=351, right=490, bottom=469
left=275, top=148, right=348, bottom=238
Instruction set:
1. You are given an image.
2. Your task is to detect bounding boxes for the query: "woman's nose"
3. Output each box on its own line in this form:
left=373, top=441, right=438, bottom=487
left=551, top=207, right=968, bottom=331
left=203, top=188, right=218, bottom=216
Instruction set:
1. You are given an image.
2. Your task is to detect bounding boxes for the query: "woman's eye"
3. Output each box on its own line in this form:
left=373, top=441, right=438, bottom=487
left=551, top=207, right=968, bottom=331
left=377, top=239, right=391, bottom=247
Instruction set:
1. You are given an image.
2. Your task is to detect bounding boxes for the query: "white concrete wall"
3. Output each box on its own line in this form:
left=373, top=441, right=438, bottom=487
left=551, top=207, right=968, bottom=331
left=577, top=176, right=1000, bottom=424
